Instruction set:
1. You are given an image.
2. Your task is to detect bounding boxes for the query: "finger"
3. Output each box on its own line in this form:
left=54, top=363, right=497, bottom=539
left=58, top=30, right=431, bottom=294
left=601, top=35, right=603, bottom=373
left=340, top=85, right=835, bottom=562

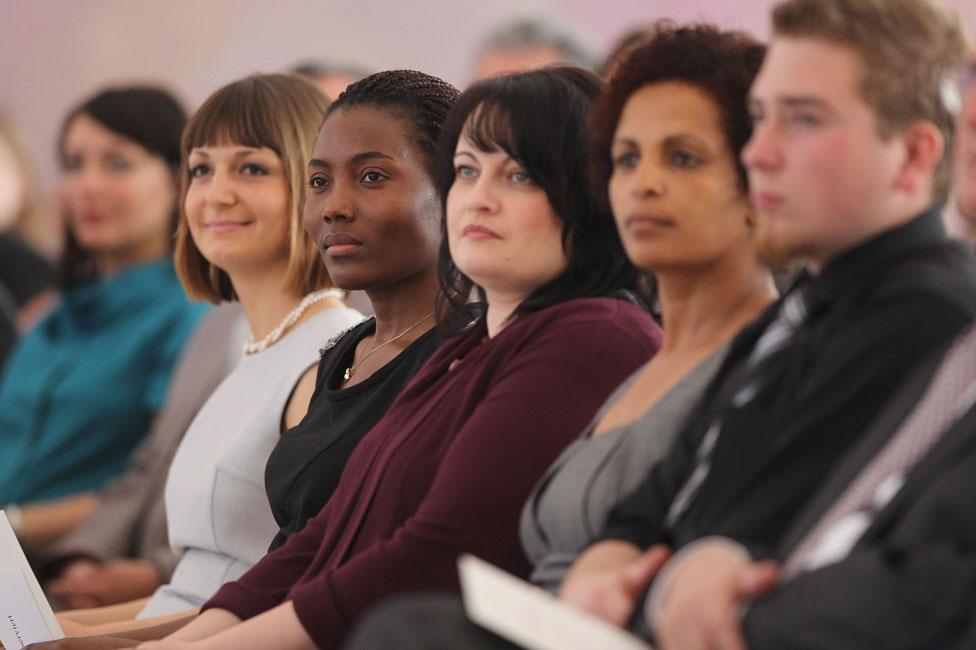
left=736, top=561, right=779, bottom=598
left=623, top=545, right=671, bottom=594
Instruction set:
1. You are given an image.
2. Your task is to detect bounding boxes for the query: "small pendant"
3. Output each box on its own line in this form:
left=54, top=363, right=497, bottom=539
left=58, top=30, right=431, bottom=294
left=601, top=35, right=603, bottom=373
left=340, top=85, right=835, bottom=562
left=344, top=367, right=352, bottom=381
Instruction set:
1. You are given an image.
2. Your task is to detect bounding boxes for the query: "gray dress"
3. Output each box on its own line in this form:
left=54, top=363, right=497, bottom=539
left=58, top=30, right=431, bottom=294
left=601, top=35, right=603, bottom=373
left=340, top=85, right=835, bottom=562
left=520, top=346, right=727, bottom=592
left=139, top=306, right=364, bottom=617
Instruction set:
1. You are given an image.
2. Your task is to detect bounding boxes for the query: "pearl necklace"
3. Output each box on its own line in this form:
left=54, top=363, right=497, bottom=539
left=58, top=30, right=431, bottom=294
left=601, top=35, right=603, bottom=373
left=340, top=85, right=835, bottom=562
left=243, top=288, right=344, bottom=356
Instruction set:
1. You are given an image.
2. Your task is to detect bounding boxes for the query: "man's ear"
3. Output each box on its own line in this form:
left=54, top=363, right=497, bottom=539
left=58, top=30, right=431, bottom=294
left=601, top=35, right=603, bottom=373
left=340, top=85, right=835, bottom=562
left=892, top=121, right=944, bottom=195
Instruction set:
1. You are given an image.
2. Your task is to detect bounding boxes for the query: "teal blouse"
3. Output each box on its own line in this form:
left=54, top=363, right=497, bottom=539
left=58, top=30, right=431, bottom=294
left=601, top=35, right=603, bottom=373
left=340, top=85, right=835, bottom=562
left=0, top=259, right=209, bottom=504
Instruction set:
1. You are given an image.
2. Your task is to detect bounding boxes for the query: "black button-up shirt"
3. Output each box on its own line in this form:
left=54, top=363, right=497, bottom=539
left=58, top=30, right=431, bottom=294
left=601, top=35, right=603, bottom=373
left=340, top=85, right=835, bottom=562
left=602, top=209, right=976, bottom=556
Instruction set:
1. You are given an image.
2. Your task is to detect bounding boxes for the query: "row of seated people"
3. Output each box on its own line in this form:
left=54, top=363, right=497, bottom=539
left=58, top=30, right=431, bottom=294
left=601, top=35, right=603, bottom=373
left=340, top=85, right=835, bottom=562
left=1, top=0, right=975, bottom=648
left=0, top=11, right=641, bottom=544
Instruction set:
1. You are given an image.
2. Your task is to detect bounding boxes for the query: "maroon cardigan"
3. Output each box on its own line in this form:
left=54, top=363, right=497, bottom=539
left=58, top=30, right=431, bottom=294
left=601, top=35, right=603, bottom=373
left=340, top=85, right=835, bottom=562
left=204, top=297, right=661, bottom=648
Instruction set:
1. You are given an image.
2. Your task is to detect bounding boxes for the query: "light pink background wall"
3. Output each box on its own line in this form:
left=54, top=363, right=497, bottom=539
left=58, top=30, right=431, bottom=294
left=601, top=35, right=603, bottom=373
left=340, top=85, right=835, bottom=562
left=2, top=0, right=974, bottom=191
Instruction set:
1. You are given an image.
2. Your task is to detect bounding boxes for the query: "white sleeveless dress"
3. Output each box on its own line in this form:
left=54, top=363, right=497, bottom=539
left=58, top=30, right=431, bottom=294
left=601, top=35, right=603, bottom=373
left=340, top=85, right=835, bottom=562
left=139, top=306, right=364, bottom=617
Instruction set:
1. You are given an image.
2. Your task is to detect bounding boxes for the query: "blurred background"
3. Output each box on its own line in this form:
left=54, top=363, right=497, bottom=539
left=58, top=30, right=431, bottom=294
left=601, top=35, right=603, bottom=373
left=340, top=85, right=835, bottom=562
left=2, top=0, right=975, bottom=235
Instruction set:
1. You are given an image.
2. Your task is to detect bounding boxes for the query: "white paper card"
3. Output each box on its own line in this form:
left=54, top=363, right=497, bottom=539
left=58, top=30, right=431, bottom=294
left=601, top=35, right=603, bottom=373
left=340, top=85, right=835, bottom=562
left=0, top=511, right=63, bottom=646
left=0, top=567, right=54, bottom=648
left=459, top=554, right=653, bottom=650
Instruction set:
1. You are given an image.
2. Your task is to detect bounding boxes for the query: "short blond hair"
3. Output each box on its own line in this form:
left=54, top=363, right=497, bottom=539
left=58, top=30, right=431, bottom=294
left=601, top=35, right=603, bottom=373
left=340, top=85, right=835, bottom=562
left=772, top=0, right=970, bottom=207
left=175, top=74, right=330, bottom=303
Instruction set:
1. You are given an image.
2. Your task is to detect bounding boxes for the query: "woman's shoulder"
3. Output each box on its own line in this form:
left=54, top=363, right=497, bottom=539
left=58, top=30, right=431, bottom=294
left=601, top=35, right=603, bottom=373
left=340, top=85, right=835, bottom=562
left=319, top=315, right=375, bottom=359
left=524, top=296, right=657, bottom=333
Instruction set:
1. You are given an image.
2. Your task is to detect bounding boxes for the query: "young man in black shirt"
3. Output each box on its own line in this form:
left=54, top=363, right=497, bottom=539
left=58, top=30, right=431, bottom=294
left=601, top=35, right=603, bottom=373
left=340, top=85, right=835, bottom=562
left=559, top=1, right=976, bottom=646
left=621, top=41, right=976, bottom=650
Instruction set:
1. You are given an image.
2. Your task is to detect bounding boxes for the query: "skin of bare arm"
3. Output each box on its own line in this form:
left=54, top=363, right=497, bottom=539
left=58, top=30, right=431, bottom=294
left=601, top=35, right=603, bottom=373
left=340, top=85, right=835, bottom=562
left=17, top=493, right=98, bottom=550
left=142, top=609, right=241, bottom=643
left=23, top=618, right=197, bottom=649
left=48, top=359, right=320, bottom=634
left=137, top=603, right=311, bottom=650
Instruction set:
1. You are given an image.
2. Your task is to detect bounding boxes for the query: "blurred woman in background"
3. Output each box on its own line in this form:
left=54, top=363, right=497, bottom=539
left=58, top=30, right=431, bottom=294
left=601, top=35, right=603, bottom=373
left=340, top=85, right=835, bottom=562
left=0, top=87, right=209, bottom=535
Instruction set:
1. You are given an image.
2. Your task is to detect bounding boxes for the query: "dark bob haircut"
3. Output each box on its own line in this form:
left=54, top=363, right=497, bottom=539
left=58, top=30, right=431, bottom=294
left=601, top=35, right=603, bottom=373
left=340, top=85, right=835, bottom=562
left=57, top=86, right=187, bottom=287
left=589, top=23, right=766, bottom=206
left=435, top=66, right=651, bottom=330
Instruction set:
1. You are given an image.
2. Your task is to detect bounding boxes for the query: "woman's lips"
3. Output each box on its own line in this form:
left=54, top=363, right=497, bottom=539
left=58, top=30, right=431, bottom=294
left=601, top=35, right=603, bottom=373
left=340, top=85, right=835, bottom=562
left=205, top=220, right=249, bottom=233
left=461, top=224, right=501, bottom=240
left=323, top=232, right=363, bottom=257
left=624, top=214, right=675, bottom=232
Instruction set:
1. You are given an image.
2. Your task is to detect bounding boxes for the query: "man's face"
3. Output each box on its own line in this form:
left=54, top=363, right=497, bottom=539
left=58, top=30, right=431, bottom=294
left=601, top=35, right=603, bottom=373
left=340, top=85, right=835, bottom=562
left=742, top=37, right=907, bottom=269
left=953, top=59, right=976, bottom=222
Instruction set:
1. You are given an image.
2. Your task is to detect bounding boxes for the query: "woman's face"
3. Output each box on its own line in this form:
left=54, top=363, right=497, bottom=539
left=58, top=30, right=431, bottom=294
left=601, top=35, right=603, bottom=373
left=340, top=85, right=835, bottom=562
left=60, top=113, right=176, bottom=262
left=184, top=143, right=291, bottom=277
left=0, top=135, right=26, bottom=231
left=608, top=81, right=755, bottom=274
left=446, top=132, right=567, bottom=300
left=303, top=105, right=442, bottom=291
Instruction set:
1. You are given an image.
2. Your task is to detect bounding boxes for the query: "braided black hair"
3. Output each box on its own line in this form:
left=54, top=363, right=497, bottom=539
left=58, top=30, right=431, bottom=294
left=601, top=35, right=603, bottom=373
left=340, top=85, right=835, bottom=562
left=327, top=70, right=460, bottom=177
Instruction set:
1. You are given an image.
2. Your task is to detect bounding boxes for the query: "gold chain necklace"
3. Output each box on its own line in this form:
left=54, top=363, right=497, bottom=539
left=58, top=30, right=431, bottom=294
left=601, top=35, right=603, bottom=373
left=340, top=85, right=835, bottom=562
left=344, top=311, right=434, bottom=381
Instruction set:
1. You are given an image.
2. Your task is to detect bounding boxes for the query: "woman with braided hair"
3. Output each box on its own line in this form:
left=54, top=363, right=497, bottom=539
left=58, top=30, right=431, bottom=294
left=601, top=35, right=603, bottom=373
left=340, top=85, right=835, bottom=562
left=132, top=66, right=661, bottom=650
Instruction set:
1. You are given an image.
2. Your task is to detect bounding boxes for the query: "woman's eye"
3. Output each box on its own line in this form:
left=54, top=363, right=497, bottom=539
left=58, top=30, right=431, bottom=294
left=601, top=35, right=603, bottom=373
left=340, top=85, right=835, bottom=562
left=62, top=155, right=82, bottom=173
left=106, top=155, right=132, bottom=172
left=189, top=164, right=210, bottom=179
left=241, top=163, right=268, bottom=176
left=362, top=170, right=387, bottom=183
left=308, top=175, right=329, bottom=190
left=510, top=170, right=533, bottom=185
left=612, top=152, right=638, bottom=169
left=455, top=165, right=476, bottom=179
left=669, top=150, right=701, bottom=169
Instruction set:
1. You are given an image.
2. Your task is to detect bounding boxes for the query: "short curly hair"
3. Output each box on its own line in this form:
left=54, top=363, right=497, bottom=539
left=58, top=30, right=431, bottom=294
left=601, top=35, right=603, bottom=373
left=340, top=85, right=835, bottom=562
left=589, top=23, right=765, bottom=208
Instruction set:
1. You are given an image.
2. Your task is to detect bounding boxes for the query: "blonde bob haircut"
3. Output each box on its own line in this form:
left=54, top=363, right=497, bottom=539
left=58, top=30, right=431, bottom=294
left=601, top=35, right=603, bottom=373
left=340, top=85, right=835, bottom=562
left=175, top=73, right=331, bottom=302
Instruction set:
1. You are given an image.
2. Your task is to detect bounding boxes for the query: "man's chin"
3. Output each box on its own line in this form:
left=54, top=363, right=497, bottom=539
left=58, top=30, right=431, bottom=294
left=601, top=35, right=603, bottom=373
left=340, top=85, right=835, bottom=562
left=755, top=225, right=805, bottom=273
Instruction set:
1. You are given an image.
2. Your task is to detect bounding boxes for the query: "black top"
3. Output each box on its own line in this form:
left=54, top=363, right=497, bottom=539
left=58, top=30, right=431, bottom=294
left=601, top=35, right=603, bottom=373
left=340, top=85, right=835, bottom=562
left=264, top=318, right=443, bottom=550
left=601, top=209, right=976, bottom=559
left=0, top=233, right=52, bottom=369
left=0, top=233, right=52, bottom=306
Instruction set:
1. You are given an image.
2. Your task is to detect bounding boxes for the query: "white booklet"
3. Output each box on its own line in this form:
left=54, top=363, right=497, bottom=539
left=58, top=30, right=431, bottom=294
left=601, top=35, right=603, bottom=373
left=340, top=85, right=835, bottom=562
left=458, top=554, right=653, bottom=650
left=0, top=511, right=63, bottom=648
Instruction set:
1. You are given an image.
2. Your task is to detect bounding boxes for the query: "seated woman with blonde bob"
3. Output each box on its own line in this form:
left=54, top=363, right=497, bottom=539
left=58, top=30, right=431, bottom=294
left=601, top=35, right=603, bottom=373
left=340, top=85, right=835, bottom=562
left=131, top=66, right=662, bottom=650
left=52, top=73, right=363, bottom=635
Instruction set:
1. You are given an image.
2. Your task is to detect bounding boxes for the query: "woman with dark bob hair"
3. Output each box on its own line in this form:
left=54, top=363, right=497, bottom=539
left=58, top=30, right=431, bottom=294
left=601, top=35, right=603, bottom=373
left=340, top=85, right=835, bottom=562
left=343, top=22, right=777, bottom=650
left=0, top=88, right=208, bottom=538
left=137, top=67, right=661, bottom=650
left=434, top=66, right=652, bottom=329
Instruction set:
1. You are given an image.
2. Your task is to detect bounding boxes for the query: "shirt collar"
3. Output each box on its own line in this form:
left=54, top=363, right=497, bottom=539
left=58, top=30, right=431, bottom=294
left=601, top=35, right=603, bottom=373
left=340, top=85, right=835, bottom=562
left=812, top=208, right=947, bottom=302
left=62, top=258, right=177, bottom=327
